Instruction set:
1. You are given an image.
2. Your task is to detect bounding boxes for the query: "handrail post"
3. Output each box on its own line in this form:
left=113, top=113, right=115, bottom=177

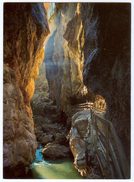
left=106, top=122, right=109, bottom=178
left=90, top=108, right=94, bottom=144
left=93, top=113, right=129, bottom=179
left=94, top=117, right=98, bottom=151
left=90, top=108, right=92, bottom=119
left=84, top=137, right=88, bottom=165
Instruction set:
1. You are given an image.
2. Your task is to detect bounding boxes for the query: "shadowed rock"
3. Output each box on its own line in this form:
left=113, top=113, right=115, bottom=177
left=42, top=143, right=70, bottom=159
left=80, top=3, right=130, bottom=161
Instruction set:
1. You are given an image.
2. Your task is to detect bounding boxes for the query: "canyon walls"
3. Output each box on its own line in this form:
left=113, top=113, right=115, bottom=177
left=48, top=2, right=130, bottom=163
left=44, top=3, right=92, bottom=117
left=3, top=2, right=130, bottom=178
left=3, top=3, right=50, bottom=178
left=80, top=3, right=130, bottom=159
left=44, top=3, right=130, bottom=159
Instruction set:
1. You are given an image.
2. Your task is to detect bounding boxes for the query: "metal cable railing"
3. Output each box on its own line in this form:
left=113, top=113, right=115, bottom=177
left=89, top=109, right=130, bottom=179
left=71, top=103, right=130, bottom=179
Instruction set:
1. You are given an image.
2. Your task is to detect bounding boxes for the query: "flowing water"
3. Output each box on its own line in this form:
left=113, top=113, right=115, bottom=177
left=25, top=147, right=85, bottom=179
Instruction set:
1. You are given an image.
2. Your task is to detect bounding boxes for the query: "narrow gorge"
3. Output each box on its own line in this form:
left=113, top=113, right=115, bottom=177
left=3, top=2, right=130, bottom=179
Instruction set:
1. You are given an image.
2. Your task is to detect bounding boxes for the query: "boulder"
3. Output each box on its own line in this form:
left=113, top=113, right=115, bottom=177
left=55, top=133, right=67, bottom=144
left=42, top=143, right=70, bottom=159
left=34, top=116, right=52, bottom=128
left=39, top=134, right=54, bottom=145
left=34, top=128, right=44, bottom=140
left=34, top=121, right=67, bottom=144
left=42, top=123, right=60, bottom=137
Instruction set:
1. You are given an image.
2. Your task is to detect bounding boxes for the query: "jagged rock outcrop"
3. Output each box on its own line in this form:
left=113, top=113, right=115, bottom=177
left=44, top=3, right=93, bottom=117
left=69, top=110, right=102, bottom=178
left=4, top=3, right=50, bottom=178
left=3, top=64, right=37, bottom=178
left=63, top=2, right=130, bottom=162
left=69, top=111, right=90, bottom=176
left=80, top=3, right=130, bottom=159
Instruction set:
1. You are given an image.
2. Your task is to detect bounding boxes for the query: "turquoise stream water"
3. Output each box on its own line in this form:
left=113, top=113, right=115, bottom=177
left=26, top=147, right=85, bottom=179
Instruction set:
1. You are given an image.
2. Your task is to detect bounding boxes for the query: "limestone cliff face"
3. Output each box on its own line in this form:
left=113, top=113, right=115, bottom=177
left=4, top=3, right=50, bottom=178
left=44, top=3, right=88, bottom=116
left=80, top=3, right=130, bottom=157
left=69, top=111, right=90, bottom=177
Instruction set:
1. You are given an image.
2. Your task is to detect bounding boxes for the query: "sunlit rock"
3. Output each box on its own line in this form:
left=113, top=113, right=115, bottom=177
left=3, top=64, right=37, bottom=177
left=44, top=3, right=50, bottom=15
left=44, top=3, right=88, bottom=117
left=48, top=3, right=55, bottom=19
left=93, top=99, right=106, bottom=111
left=3, top=3, right=50, bottom=178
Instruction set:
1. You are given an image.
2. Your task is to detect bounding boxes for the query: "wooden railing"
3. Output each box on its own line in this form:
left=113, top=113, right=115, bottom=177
left=89, top=109, right=130, bottom=179
left=72, top=102, right=94, bottom=110
left=71, top=102, right=129, bottom=178
left=93, top=99, right=106, bottom=112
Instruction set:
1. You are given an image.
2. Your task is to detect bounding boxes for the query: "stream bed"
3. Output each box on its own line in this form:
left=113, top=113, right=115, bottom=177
left=25, top=147, right=85, bottom=179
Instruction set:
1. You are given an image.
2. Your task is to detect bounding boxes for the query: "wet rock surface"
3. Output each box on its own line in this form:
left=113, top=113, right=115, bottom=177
left=3, top=3, right=50, bottom=178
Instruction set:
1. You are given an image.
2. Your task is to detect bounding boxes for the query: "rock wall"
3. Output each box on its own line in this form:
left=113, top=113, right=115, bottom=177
left=69, top=111, right=90, bottom=177
left=69, top=110, right=102, bottom=178
left=80, top=3, right=130, bottom=159
left=3, top=3, right=50, bottom=178
left=44, top=3, right=90, bottom=117
left=43, top=1, right=130, bottom=168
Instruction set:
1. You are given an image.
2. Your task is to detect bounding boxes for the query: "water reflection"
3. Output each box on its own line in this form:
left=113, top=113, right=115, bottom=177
left=26, top=147, right=84, bottom=179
